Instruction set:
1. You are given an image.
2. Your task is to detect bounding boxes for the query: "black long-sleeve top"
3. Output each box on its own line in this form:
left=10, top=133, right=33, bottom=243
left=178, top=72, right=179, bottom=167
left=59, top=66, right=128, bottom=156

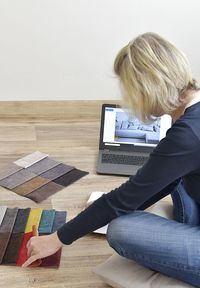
left=57, top=102, right=200, bottom=245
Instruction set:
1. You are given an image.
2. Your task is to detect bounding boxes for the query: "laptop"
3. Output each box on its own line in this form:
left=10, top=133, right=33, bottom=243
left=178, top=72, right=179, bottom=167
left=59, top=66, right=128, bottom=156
left=96, top=104, right=172, bottom=176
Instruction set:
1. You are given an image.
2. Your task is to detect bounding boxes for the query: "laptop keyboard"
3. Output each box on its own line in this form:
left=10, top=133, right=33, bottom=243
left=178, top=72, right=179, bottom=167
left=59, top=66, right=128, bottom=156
left=102, top=154, right=148, bottom=166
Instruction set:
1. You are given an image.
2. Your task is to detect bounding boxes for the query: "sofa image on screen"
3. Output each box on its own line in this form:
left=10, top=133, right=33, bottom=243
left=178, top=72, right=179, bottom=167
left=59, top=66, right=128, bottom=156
left=115, top=112, right=160, bottom=144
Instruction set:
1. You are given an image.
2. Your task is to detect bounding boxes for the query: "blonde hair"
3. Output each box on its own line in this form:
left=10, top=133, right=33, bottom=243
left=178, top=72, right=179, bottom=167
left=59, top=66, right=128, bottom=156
left=114, top=32, right=198, bottom=121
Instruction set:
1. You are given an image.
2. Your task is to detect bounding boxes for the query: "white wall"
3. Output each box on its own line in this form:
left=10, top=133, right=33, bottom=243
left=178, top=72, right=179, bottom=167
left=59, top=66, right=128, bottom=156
left=0, top=0, right=199, bottom=100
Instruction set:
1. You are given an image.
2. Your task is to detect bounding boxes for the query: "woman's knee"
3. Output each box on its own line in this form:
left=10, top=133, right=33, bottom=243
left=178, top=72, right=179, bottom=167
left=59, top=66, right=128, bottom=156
left=106, top=217, right=124, bottom=248
left=171, top=182, right=200, bottom=225
left=106, top=211, right=149, bottom=250
left=106, top=216, right=129, bottom=256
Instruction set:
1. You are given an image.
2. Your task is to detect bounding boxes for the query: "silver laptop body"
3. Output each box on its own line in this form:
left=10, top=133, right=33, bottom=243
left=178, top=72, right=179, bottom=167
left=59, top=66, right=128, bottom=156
left=96, top=104, right=171, bottom=176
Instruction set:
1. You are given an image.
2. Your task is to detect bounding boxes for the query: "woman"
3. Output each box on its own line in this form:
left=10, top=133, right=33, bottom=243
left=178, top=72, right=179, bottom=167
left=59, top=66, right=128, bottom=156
left=23, top=33, right=200, bottom=287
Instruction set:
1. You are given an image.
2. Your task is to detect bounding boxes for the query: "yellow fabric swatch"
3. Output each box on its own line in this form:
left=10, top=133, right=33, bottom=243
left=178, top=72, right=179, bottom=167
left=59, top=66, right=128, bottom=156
left=25, top=208, right=43, bottom=233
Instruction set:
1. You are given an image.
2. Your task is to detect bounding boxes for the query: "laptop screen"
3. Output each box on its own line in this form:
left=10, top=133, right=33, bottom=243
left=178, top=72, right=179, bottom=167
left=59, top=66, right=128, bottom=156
left=103, top=106, right=171, bottom=147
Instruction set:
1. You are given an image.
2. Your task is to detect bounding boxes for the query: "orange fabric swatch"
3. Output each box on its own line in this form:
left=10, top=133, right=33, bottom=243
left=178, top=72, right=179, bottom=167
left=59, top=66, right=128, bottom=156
left=41, top=249, right=62, bottom=267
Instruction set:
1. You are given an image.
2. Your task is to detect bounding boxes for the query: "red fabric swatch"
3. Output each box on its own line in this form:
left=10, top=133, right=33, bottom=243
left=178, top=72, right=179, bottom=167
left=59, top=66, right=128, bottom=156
left=16, top=232, right=62, bottom=267
left=16, top=232, right=33, bottom=266
left=41, top=249, right=62, bottom=267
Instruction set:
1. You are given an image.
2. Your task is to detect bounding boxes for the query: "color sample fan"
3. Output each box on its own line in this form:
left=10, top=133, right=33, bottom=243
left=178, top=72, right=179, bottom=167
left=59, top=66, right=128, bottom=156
left=0, top=206, right=67, bottom=267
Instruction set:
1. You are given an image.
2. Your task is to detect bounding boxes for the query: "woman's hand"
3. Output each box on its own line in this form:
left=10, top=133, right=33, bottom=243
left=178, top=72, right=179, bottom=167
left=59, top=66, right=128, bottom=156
left=22, top=232, right=63, bottom=268
left=84, top=200, right=94, bottom=209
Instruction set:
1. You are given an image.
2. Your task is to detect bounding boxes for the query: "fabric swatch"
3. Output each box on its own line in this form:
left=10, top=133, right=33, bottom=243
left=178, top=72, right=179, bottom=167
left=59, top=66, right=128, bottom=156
left=12, top=208, right=31, bottom=233
left=2, top=233, right=24, bottom=264
left=0, top=164, right=23, bottom=181
left=26, top=157, right=61, bottom=175
left=40, top=210, right=67, bottom=267
left=14, top=151, right=49, bottom=168
left=26, top=182, right=64, bottom=203
left=0, top=205, right=67, bottom=268
left=0, top=206, right=7, bottom=226
left=41, top=248, right=62, bottom=267
left=52, top=211, right=67, bottom=233
left=29, top=225, right=42, bottom=267
left=39, top=210, right=56, bottom=234
left=0, top=170, right=37, bottom=189
left=13, top=176, right=51, bottom=196
left=0, top=208, right=18, bottom=264
left=16, top=231, right=33, bottom=266
left=16, top=228, right=42, bottom=267
left=53, top=168, right=89, bottom=187
left=0, top=208, right=18, bottom=233
left=25, top=208, right=43, bottom=233
left=0, top=232, right=12, bottom=264
left=0, top=151, right=88, bottom=203
left=2, top=208, right=30, bottom=264
left=40, top=163, right=74, bottom=181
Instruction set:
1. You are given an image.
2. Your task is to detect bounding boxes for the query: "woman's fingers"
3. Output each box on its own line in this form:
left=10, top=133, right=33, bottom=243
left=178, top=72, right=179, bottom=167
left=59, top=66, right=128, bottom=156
left=27, top=247, right=39, bottom=258
left=22, top=232, right=63, bottom=268
left=84, top=201, right=93, bottom=209
left=26, top=237, right=37, bottom=257
left=22, top=254, right=40, bottom=268
left=26, top=225, right=39, bottom=257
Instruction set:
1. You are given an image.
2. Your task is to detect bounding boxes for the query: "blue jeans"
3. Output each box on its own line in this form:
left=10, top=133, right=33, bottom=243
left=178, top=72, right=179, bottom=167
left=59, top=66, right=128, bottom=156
left=107, top=181, right=200, bottom=287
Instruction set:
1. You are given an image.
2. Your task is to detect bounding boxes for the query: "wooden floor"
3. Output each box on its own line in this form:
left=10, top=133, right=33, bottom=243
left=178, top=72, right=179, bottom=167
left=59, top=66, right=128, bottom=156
left=0, top=100, right=128, bottom=288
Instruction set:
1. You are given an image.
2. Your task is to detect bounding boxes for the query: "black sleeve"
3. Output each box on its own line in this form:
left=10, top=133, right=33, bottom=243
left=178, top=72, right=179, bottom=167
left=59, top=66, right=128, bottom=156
left=57, top=122, right=200, bottom=244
